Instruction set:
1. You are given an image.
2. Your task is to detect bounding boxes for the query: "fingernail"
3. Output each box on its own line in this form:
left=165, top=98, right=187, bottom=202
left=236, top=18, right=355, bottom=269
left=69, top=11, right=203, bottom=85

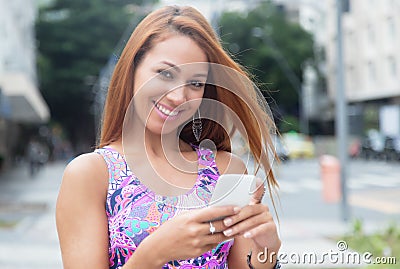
left=233, top=207, right=241, bottom=213
left=244, top=232, right=252, bottom=238
left=224, top=218, right=232, bottom=226
left=223, top=229, right=233, bottom=236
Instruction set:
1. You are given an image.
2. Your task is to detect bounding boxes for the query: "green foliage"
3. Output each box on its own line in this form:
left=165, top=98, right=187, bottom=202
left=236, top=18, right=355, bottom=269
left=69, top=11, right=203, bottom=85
left=36, top=0, right=154, bottom=148
left=218, top=2, right=315, bottom=127
left=339, top=219, right=400, bottom=268
left=0, top=219, right=18, bottom=229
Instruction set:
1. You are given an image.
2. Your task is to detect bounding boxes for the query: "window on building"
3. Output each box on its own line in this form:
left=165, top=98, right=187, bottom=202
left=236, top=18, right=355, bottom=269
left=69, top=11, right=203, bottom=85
left=368, top=61, right=376, bottom=82
left=342, top=0, right=350, bottom=13
left=387, top=17, right=396, bottom=40
left=347, top=65, right=357, bottom=92
left=388, top=57, right=397, bottom=77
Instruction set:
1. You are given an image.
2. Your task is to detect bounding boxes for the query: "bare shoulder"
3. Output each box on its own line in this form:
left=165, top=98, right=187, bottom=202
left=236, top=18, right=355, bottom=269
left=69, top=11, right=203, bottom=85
left=215, top=151, right=247, bottom=175
left=56, top=152, right=110, bottom=268
left=64, top=152, right=107, bottom=175
left=57, top=152, right=109, bottom=228
left=61, top=152, right=108, bottom=195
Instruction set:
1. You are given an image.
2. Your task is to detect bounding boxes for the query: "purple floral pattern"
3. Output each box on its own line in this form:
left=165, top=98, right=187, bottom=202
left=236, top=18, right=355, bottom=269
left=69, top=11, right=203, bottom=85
left=95, top=146, right=233, bottom=269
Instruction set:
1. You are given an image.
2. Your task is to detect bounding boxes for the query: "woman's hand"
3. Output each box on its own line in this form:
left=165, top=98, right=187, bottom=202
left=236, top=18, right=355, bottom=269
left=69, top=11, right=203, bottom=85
left=136, top=205, right=240, bottom=266
left=222, top=179, right=281, bottom=252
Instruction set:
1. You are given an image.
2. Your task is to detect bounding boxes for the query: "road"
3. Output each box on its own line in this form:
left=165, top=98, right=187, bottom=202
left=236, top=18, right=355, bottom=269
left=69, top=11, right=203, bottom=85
left=275, top=158, right=400, bottom=221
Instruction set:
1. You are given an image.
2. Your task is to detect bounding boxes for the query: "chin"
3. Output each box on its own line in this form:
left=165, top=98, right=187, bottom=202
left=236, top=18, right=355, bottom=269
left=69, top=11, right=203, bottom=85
left=145, top=122, right=178, bottom=136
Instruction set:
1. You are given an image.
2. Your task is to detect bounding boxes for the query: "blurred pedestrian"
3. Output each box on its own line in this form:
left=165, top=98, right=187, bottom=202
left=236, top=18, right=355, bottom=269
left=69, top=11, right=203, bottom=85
left=26, top=137, right=48, bottom=177
left=56, top=5, right=281, bottom=269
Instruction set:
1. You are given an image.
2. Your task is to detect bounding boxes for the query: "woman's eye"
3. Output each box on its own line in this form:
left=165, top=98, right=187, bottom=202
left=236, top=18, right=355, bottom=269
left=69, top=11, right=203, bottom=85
left=189, top=80, right=205, bottom=88
left=158, top=69, right=173, bottom=79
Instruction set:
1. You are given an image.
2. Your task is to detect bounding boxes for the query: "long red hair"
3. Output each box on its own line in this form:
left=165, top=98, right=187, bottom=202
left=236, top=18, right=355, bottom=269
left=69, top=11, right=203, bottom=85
left=99, top=6, right=279, bottom=198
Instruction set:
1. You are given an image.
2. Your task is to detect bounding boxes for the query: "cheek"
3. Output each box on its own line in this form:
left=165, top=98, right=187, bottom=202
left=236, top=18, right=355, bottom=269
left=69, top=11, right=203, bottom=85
left=189, top=89, right=205, bottom=106
left=133, top=65, right=164, bottom=97
left=134, top=79, right=170, bottom=111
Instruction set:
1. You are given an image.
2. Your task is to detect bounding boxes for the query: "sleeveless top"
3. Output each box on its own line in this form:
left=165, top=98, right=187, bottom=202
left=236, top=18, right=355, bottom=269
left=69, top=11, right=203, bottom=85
left=95, top=147, right=234, bottom=269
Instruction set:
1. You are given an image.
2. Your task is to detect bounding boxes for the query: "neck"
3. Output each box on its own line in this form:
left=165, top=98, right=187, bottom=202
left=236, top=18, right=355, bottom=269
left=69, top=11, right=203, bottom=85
left=145, top=129, right=181, bottom=158
left=120, top=113, right=198, bottom=196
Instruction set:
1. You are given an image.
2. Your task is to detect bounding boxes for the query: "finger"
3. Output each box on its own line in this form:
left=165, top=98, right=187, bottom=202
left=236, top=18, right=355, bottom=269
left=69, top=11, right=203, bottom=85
left=195, top=206, right=240, bottom=223
left=243, top=222, right=276, bottom=240
left=202, top=219, right=227, bottom=235
left=223, top=204, right=268, bottom=227
left=249, top=178, right=265, bottom=205
left=202, top=232, right=235, bottom=245
left=222, top=212, right=269, bottom=237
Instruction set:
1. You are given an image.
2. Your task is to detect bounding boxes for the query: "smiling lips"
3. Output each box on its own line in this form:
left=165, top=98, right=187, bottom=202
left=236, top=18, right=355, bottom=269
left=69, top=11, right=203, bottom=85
left=153, top=101, right=180, bottom=119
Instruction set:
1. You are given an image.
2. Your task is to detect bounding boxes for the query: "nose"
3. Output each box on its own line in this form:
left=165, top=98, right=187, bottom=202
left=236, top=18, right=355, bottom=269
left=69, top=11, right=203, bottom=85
left=165, top=86, right=187, bottom=106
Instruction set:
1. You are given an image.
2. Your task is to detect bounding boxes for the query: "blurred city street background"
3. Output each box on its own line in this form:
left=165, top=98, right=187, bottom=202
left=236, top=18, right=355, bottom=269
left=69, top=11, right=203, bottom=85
left=0, top=0, right=399, bottom=268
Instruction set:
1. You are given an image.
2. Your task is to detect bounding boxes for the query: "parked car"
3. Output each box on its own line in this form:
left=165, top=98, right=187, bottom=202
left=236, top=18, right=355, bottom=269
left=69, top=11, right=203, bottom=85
left=281, top=132, right=315, bottom=159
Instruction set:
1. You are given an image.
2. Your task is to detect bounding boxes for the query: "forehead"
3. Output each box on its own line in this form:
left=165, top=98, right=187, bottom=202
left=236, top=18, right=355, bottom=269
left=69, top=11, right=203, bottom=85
left=143, top=34, right=209, bottom=71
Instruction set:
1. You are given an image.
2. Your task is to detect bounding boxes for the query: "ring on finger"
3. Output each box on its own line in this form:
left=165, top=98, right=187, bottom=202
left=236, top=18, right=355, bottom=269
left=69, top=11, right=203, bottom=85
left=209, top=221, right=216, bottom=235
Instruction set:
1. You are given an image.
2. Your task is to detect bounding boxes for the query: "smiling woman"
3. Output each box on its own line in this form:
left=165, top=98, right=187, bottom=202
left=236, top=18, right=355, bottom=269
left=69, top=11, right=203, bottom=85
left=55, top=5, right=281, bottom=269
left=131, top=37, right=207, bottom=136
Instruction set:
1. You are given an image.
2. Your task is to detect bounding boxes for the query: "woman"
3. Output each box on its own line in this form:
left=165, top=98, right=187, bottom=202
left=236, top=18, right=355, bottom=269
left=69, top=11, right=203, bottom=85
left=56, top=5, right=281, bottom=269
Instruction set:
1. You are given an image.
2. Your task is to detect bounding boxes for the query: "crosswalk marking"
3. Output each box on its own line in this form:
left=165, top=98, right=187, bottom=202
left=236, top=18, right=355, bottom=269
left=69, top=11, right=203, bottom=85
left=349, top=194, right=400, bottom=214
left=279, top=174, right=400, bottom=193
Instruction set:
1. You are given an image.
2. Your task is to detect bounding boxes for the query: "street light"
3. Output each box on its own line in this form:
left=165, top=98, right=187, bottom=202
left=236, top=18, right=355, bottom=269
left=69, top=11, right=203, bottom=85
left=335, top=0, right=350, bottom=221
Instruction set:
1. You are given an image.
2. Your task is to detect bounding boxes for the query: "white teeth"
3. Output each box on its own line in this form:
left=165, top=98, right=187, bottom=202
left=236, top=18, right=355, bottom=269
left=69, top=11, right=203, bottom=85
left=155, top=103, right=178, bottom=116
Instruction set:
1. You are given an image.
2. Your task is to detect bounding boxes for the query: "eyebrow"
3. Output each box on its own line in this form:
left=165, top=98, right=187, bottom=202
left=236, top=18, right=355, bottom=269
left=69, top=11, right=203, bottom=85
left=161, top=61, right=208, bottom=78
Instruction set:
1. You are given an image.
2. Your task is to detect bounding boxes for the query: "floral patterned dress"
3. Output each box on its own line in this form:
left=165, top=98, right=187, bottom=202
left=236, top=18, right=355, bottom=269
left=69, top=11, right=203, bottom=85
left=95, top=146, right=233, bottom=269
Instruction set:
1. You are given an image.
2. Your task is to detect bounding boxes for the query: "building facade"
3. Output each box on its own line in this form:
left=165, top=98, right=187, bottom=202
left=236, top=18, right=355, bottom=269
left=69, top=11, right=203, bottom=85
left=268, top=0, right=400, bottom=136
left=0, top=0, right=50, bottom=168
left=325, top=0, right=400, bottom=136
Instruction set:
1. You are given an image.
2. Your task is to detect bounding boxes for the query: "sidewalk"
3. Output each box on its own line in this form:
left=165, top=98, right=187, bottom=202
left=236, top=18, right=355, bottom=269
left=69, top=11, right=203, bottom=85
left=0, top=161, right=66, bottom=269
left=278, top=218, right=378, bottom=268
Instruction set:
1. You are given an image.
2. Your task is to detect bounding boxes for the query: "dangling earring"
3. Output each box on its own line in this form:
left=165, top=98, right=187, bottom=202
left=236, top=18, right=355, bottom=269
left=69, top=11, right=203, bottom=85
left=192, top=109, right=202, bottom=142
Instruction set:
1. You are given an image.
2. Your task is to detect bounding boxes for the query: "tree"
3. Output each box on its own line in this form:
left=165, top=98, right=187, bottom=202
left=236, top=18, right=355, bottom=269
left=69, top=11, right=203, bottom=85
left=36, top=0, right=154, bottom=150
left=218, top=2, right=315, bottom=131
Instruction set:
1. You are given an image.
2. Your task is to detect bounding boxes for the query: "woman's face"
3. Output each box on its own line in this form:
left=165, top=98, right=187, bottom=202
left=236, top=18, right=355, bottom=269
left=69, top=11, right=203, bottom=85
left=132, top=34, right=209, bottom=135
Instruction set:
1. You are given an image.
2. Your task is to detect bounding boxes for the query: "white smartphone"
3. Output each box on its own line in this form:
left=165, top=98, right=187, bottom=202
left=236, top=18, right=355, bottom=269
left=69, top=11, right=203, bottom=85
left=209, top=174, right=256, bottom=208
